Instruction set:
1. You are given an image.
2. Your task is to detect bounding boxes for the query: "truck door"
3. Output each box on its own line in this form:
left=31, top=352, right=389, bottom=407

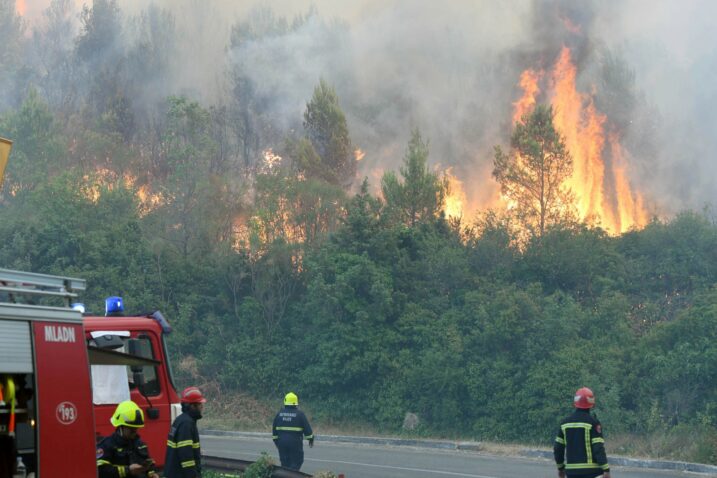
left=33, top=321, right=96, bottom=477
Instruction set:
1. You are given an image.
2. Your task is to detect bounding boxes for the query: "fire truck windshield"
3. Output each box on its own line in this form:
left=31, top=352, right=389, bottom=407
left=88, top=332, right=161, bottom=403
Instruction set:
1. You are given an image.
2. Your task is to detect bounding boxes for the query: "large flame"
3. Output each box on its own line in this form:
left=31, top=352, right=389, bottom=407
left=15, top=0, right=26, bottom=15
left=444, top=169, right=467, bottom=220
left=512, top=46, right=648, bottom=234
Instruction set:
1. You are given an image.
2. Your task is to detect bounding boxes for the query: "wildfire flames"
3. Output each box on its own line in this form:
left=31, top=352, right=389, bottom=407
left=81, top=169, right=164, bottom=215
left=15, top=0, right=26, bottom=15
left=513, top=69, right=542, bottom=124
left=444, top=170, right=467, bottom=220
left=512, top=46, right=648, bottom=234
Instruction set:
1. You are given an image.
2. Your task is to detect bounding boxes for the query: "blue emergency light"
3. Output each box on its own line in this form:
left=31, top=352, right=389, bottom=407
left=151, top=311, right=172, bottom=334
left=71, top=303, right=86, bottom=313
left=105, top=296, right=124, bottom=316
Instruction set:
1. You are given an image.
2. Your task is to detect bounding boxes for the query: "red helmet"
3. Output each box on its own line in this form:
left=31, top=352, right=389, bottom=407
left=181, top=386, right=207, bottom=404
left=574, top=387, right=595, bottom=409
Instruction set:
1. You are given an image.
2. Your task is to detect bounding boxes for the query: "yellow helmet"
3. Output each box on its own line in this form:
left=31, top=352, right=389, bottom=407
left=110, top=401, right=145, bottom=428
left=1, top=376, right=15, bottom=404
left=284, top=392, right=298, bottom=406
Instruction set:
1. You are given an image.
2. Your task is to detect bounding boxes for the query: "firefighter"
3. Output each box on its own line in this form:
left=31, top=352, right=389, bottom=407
left=272, top=392, right=314, bottom=471
left=97, top=400, right=159, bottom=478
left=164, top=386, right=206, bottom=477
left=554, top=387, right=611, bottom=478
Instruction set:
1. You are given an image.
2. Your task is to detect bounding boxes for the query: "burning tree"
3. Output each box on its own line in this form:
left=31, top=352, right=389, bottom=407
left=493, top=104, right=576, bottom=237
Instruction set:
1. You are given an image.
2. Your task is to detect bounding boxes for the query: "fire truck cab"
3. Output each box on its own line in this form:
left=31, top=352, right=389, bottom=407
left=0, top=268, right=179, bottom=476
left=84, top=311, right=181, bottom=468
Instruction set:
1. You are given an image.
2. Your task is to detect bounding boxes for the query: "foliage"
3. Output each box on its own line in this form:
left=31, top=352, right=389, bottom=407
left=0, top=89, right=66, bottom=191
left=302, top=79, right=355, bottom=187
left=241, top=453, right=275, bottom=478
left=381, top=129, right=447, bottom=227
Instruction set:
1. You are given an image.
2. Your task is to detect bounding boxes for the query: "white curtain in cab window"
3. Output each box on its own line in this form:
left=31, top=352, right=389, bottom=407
left=90, top=331, right=131, bottom=404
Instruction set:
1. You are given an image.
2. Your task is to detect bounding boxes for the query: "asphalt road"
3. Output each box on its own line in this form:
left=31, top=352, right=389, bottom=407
left=201, top=435, right=711, bottom=478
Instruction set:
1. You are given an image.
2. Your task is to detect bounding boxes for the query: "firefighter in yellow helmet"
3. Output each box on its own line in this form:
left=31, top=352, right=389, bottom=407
left=272, top=392, right=314, bottom=470
left=96, top=401, right=159, bottom=478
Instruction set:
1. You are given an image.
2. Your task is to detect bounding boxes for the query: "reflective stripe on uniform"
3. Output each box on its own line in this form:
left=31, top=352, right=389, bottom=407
left=276, top=426, right=304, bottom=432
left=181, top=460, right=196, bottom=468
left=585, top=426, right=592, bottom=463
left=565, top=463, right=602, bottom=470
left=555, top=436, right=565, bottom=445
left=560, top=422, right=594, bottom=464
left=591, top=437, right=605, bottom=444
left=97, top=459, right=111, bottom=466
left=561, top=422, right=593, bottom=430
left=167, top=439, right=194, bottom=448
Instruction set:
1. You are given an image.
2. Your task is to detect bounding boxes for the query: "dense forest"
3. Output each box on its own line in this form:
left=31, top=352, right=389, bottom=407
left=2, top=0, right=717, bottom=463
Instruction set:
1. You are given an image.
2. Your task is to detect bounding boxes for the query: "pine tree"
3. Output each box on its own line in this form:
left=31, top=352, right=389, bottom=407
left=493, top=104, right=575, bottom=237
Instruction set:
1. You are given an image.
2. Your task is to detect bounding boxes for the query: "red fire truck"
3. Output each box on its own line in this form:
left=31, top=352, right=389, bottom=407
left=0, top=268, right=180, bottom=476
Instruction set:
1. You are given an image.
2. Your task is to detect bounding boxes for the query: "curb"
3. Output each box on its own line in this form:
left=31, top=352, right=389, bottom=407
left=202, top=430, right=717, bottom=475
left=523, top=449, right=717, bottom=475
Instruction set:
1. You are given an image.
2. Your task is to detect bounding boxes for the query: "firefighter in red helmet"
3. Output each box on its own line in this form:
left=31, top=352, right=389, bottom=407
left=554, top=387, right=611, bottom=478
left=164, top=387, right=206, bottom=477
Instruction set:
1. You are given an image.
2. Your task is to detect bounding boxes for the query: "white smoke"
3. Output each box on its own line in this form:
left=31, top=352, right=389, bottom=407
left=16, top=0, right=717, bottom=212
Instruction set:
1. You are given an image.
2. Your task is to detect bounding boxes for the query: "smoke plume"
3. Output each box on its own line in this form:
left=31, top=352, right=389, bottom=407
left=13, top=0, right=717, bottom=216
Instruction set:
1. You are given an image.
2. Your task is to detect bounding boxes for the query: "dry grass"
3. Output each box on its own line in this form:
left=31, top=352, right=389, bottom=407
left=177, top=357, right=274, bottom=431
left=608, top=429, right=717, bottom=464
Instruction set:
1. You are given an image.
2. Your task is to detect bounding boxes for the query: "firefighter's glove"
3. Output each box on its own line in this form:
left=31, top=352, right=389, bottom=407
left=308, top=437, right=314, bottom=448
left=557, top=470, right=566, bottom=478
left=128, top=464, right=148, bottom=476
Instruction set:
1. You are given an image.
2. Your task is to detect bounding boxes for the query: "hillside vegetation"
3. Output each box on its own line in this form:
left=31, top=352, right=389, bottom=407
left=1, top=0, right=717, bottom=464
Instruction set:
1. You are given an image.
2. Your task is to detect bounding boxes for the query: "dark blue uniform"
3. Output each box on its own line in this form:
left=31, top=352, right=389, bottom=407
left=164, top=407, right=202, bottom=477
left=272, top=405, right=313, bottom=470
left=96, top=430, right=155, bottom=478
left=554, top=409, right=610, bottom=477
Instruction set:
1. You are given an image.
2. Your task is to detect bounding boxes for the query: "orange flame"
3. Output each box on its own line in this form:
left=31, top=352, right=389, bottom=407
left=261, top=148, right=282, bottom=173
left=512, top=46, right=648, bottom=234
left=354, top=148, right=365, bottom=162
left=513, top=69, right=541, bottom=124
left=15, top=0, right=26, bottom=15
left=609, top=134, right=649, bottom=231
left=80, top=168, right=164, bottom=215
left=444, top=169, right=467, bottom=220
